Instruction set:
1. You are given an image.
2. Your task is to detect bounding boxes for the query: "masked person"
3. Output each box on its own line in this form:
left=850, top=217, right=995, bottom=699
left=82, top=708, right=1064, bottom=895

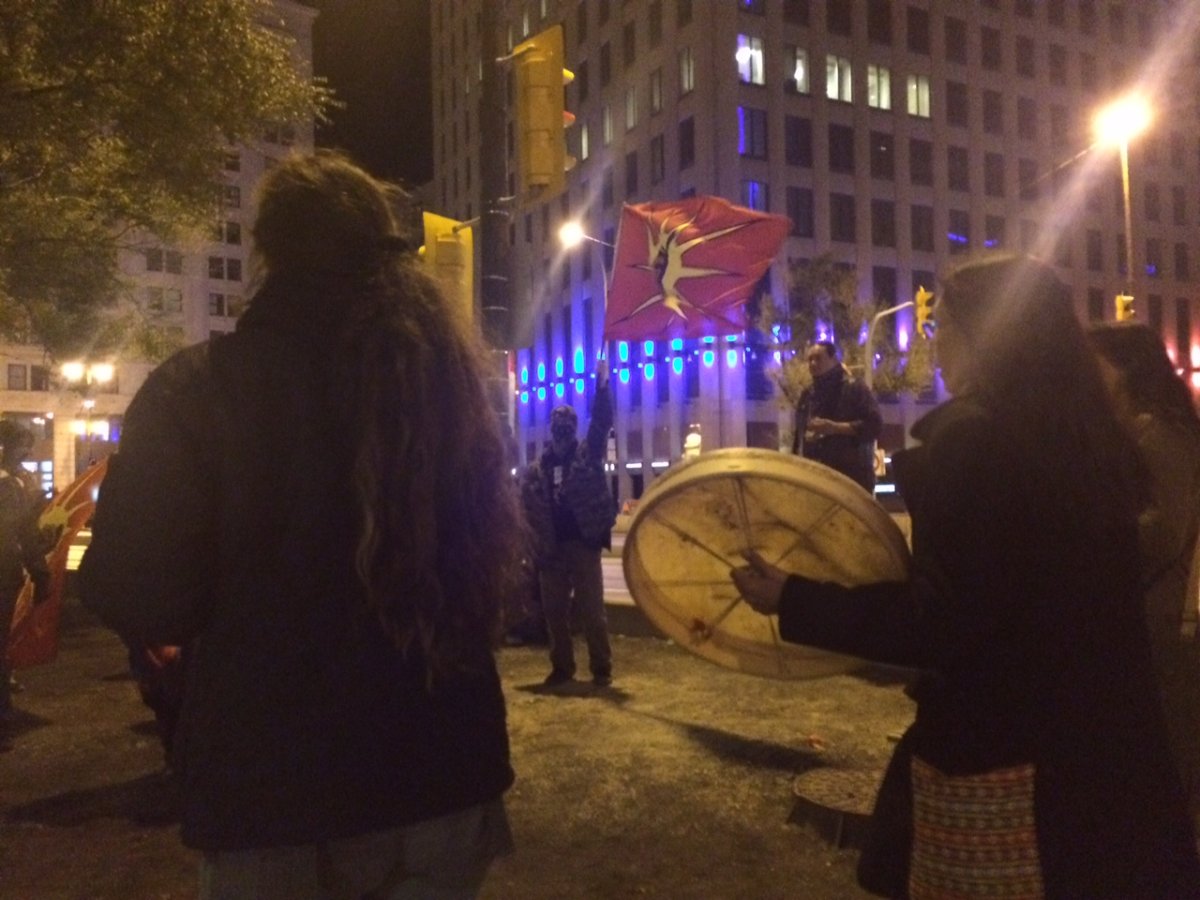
left=520, top=360, right=616, bottom=688
left=791, top=340, right=882, bottom=493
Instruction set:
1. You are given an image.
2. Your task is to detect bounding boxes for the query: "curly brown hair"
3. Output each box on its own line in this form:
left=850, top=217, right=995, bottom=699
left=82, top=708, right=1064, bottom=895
left=252, top=152, right=524, bottom=677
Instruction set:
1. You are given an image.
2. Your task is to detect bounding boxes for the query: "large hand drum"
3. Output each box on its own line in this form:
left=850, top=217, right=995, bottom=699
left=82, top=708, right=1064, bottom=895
left=623, top=448, right=911, bottom=680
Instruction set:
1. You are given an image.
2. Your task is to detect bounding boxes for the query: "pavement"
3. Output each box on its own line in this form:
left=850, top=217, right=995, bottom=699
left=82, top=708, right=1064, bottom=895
left=0, top=600, right=915, bottom=899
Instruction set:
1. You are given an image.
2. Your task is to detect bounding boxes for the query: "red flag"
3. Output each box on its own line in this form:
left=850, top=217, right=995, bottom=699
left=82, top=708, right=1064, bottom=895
left=604, top=196, right=789, bottom=341
left=6, top=459, right=109, bottom=670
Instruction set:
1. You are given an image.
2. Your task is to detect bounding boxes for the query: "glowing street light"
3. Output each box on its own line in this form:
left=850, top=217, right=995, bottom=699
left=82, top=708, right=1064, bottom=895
left=60, top=361, right=114, bottom=387
left=1093, top=95, right=1153, bottom=302
left=557, top=219, right=614, bottom=250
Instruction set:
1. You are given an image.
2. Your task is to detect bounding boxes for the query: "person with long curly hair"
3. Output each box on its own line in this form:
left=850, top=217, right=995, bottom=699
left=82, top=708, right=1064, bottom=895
left=734, top=255, right=1200, bottom=897
left=1089, top=321, right=1200, bottom=827
left=80, top=152, right=524, bottom=898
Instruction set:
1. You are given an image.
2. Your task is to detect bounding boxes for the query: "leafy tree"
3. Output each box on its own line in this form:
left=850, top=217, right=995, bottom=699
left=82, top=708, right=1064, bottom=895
left=757, top=254, right=936, bottom=413
left=0, top=0, right=329, bottom=358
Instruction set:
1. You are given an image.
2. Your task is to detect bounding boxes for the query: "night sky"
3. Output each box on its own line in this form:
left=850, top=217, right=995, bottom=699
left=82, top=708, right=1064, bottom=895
left=309, top=0, right=432, bottom=186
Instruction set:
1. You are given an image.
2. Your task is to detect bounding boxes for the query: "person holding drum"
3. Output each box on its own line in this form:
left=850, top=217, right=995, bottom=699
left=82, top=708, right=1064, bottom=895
left=733, top=254, right=1200, bottom=898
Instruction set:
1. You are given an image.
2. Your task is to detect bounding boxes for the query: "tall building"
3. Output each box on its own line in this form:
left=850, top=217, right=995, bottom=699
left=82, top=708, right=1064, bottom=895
left=434, top=0, right=1200, bottom=502
left=0, top=0, right=316, bottom=492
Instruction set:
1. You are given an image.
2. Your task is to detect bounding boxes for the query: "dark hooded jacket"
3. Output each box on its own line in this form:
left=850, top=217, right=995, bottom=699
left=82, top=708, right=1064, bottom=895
left=520, top=383, right=615, bottom=561
left=792, top=365, right=882, bottom=492
left=78, top=281, right=513, bottom=851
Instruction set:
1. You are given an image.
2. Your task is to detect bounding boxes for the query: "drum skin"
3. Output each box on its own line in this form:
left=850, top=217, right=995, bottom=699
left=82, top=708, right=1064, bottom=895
left=623, top=448, right=911, bottom=680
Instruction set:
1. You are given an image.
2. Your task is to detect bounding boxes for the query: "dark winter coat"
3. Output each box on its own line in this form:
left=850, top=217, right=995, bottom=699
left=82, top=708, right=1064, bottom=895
left=78, top=283, right=513, bottom=852
left=791, top=366, right=882, bottom=492
left=521, top=384, right=615, bottom=560
left=777, top=397, right=1200, bottom=898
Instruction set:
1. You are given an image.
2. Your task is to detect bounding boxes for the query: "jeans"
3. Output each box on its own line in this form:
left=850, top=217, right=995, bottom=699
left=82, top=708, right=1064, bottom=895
left=198, top=798, right=512, bottom=900
left=539, top=539, right=612, bottom=679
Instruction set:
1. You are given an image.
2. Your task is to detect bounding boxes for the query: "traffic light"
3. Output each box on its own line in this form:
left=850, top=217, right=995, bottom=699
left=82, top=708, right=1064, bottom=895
left=1115, top=293, right=1135, bottom=321
left=914, top=286, right=935, bottom=337
left=512, top=24, right=575, bottom=202
left=420, top=212, right=474, bottom=323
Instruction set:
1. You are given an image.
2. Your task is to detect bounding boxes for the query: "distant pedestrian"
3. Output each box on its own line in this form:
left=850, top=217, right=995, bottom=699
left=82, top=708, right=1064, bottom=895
left=791, top=340, right=882, bottom=493
left=520, top=360, right=616, bottom=688
left=734, top=255, right=1200, bottom=898
left=80, top=151, right=523, bottom=898
left=0, top=420, right=50, bottom=722
left=1089, top=321, right=1200, bottom=825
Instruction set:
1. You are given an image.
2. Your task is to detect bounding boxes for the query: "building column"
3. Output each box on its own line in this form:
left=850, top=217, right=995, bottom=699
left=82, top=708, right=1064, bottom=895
left=51, top=417, right=77, bottom=494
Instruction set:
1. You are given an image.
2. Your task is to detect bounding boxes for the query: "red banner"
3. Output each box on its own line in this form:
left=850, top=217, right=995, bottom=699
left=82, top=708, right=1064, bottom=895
left=604, top=196, right=789, bottom=341
left=6, top=459, right=109, bottom=670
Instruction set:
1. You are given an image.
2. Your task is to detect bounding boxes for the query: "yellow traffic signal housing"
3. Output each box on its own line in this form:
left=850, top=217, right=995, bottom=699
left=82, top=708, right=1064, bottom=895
left=1115, top=293, right=1135, bottom=321
left=420, top=212, right=474, bottom=323
left=914, top=286, right=935, bottom=337
left=513, top=24, right=575, bottom=202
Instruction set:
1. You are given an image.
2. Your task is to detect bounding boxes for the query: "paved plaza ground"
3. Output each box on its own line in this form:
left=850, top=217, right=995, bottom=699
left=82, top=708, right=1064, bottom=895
left=1, top=601, right=915, bottom=899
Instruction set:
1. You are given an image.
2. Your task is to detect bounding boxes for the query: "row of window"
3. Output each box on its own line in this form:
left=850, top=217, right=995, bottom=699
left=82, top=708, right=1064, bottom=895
left=143, top=288, right=244, bottom=318
left=4, top=364, right=50, bottom=392
left=735, top=0, right=1152, bottom=48
left=569, top=106, right=1200, bottom=238
left=146, top=251, right=243, bottom=281
left=736, top=41, right=1108, bottom=113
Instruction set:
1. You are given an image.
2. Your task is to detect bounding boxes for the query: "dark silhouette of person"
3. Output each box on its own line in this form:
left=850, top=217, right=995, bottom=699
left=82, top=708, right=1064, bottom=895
left=791, top=340, right=882, bottom=492
left=736, top=256, right=1200, bottom=897
left=80, top=152, right=522, bottom=897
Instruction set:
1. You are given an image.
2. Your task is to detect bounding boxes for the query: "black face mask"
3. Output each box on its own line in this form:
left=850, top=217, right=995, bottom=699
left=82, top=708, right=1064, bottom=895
left=551, top=421, right=577, bottom=443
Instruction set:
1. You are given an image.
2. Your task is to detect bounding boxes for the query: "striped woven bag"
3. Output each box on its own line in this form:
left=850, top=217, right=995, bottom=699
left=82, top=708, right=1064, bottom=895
left=909, top=756, right=1044, bottom=899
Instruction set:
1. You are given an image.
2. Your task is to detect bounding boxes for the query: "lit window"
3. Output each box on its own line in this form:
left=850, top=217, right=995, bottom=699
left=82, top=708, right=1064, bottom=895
left=579, top=122, right=590, bottom=161
left=906, top=75, right=930, bottom=118
left=737, top=107, right=768, bottom=159
left=826, top=55, right=852, bottom=102
left=625, top=86, right=638, bottom=129
left=741, top=179, right=768, bottom=211
left=736, top=34, right=764, bottom=85
left=868, top=65, right=891, bottom=110
left=679, top=46, right=695, bottom=94
left=602, top=105, right=613, bottom=145
left=649, top=67, right=663, bottom=114
left=788, top=47, right=810, bottom=93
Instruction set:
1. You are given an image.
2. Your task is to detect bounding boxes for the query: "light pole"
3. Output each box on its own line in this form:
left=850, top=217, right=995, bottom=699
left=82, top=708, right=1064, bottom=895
left=558, top=219, right=615, bottom=347
left=1093, top=95, right=1152, bottom=305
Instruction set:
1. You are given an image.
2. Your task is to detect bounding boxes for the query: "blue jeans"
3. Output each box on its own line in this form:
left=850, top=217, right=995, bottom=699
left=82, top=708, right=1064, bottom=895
left=198, top=798, right=512, bottom=899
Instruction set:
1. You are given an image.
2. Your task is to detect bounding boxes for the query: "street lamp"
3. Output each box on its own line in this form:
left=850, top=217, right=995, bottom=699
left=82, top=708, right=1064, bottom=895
left=1093, top=95, right=1153, bottom=301
left=558, top=217, right=616, bottom=332
left=60, top=361, right=115, bottom=443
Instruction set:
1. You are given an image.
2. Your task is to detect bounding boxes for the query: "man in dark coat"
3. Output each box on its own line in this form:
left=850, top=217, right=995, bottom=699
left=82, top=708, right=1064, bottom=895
left=520, top=360, right=616, bottom=688
left=791, top=341, right=882, bottom=492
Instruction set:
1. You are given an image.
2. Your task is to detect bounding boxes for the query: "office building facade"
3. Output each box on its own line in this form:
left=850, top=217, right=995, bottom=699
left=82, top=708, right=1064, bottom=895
left=433, top=0, right=1199, bottom=500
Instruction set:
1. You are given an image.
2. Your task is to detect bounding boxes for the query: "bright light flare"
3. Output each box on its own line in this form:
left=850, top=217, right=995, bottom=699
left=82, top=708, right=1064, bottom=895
left=1093, top=95, right=1153, bottom=149
left=558, top=220, right=585, bottom=249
